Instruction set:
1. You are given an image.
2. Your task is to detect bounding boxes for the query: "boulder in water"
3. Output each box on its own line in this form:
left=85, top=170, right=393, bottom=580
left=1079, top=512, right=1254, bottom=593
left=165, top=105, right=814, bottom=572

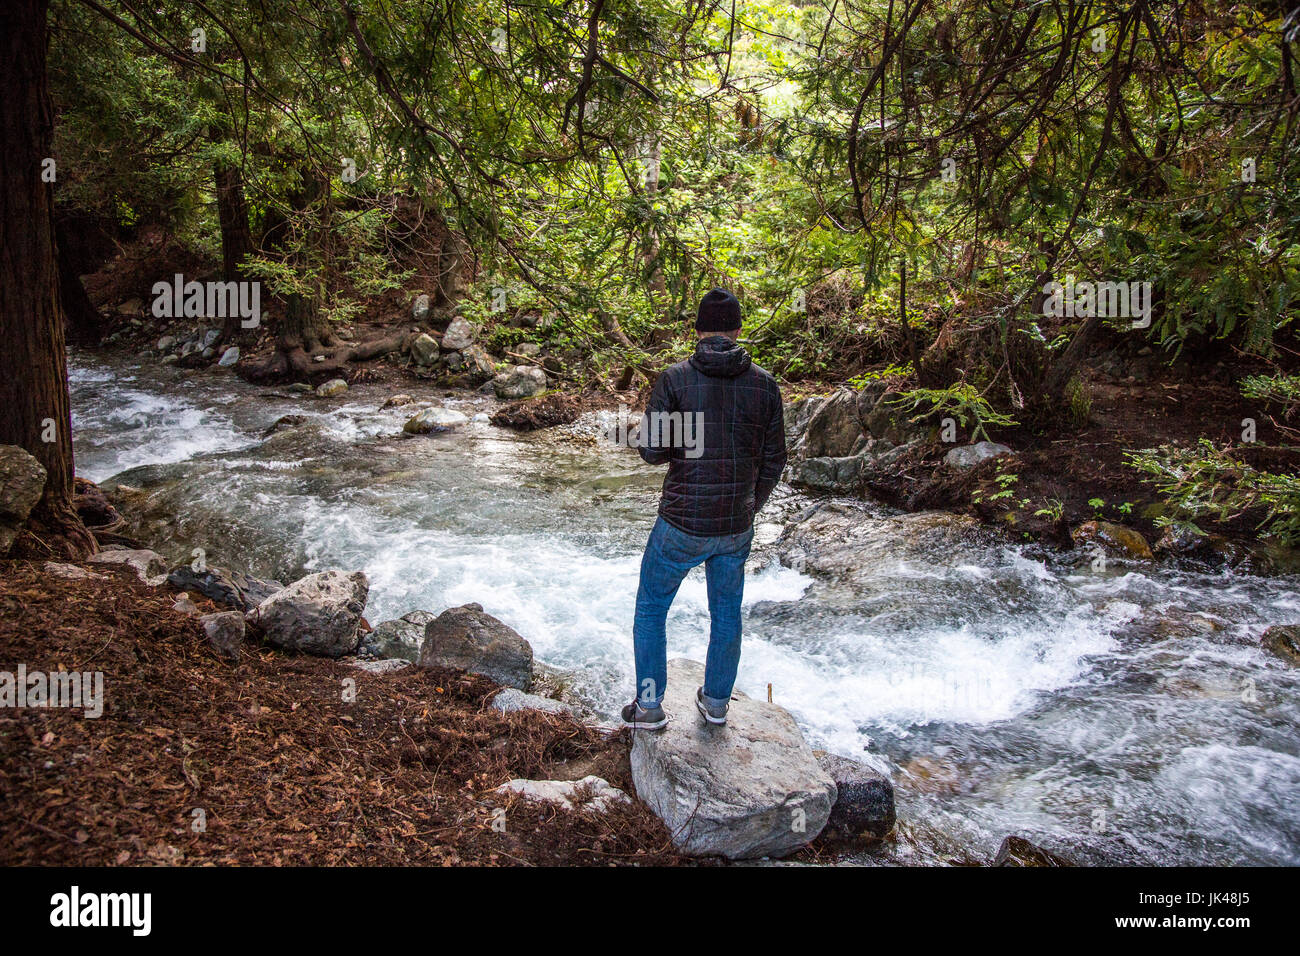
left=247, top=569, right=369, bottom=658
left=0, top=445, right=47, bottom=555
left=381, top=393, right=415, bottom=409
left=992, top=835, right=1074, bottom=867
left=813, top=751, right=896, bottom=840
left=315, top=378, right=348, bottom=397
left=403, top=406, right=470, bottom=434
left=1071, top=520, right=1154, bottom=560
left=417, top=602, right=533, bottom=689
left=1263, top=625, right=1300, bottom=666
left=630, top=658, right=836, bottom=859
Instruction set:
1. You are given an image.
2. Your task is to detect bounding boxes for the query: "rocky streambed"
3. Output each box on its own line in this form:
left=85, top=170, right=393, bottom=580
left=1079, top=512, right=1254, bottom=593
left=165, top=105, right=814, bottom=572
left=63, top=350, right=1300, bottom=865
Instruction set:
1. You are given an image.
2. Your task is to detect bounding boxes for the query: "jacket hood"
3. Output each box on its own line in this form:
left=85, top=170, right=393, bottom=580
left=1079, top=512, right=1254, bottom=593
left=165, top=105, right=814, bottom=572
left=689, top=335, right=753, bottom=379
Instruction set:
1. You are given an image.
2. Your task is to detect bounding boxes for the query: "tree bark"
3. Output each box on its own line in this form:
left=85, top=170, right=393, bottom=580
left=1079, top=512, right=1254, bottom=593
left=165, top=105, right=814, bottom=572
left=214, top=158, right=255, bottom=340
left=0, top=0, right=95, bottom=558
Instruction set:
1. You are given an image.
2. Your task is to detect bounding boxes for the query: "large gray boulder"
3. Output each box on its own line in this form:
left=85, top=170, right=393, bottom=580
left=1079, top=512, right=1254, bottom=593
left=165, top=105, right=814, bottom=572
left=403, top=406, right=469, bottom=434
left=630, top=658, right=836, bottom=859
left=248, top=569, right=369, bottom=658
left=410, top=333, right=439, bottom=366
left=493, top=365, right=548, bottom=399
left=417, top=602, right=533, bottom=689
left=795, top=389, right=864, bottom=459
left=0, top=445, right=46, bottom=555
left=441, top=316, right=476, bottom=351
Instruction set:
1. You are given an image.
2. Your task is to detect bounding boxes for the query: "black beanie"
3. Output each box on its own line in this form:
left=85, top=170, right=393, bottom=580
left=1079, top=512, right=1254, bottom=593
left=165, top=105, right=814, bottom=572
left=696, top=288, right=742, bottom=333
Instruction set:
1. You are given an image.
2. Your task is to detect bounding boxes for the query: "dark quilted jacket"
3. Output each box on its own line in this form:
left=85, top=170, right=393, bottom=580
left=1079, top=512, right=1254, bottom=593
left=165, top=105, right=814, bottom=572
left=638, top=335, right=786, bottom=536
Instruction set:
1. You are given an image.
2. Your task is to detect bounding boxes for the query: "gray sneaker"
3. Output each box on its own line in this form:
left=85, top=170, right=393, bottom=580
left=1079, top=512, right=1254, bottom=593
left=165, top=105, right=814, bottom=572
left=621, top=700, right=669, bottom=730
left=695, top=687, right=728, bottom=725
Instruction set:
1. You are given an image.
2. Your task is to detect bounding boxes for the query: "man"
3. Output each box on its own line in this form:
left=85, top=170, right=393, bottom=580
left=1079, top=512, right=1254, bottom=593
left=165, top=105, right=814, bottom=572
left=622, top=288, right=787, bottom=730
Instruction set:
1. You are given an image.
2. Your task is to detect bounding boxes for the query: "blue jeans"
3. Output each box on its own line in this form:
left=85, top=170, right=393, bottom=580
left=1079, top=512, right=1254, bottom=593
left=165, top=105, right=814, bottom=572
left=633, top=516, right=754, bottom=709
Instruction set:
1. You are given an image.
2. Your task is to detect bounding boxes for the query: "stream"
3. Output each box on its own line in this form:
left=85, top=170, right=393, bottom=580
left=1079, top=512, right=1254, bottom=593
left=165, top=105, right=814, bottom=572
left=68, top=351, right=1300, bottom=866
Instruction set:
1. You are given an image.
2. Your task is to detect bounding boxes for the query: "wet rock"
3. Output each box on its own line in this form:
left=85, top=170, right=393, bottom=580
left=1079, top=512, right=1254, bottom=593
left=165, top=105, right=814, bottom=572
left=858, top=389, right=927, bottom=445
left=0, top=445, right=46, bottom=555
left=88, top=548, right=168, bottom=585
left=778, top=502, right=981, bottom=581
left=441, top=316, right=476, bottom=351
left=442, top=351, right=466, bottom=371
left=494, top=775, right=631, bottom=814
left=490, top=393, right=581, bottom=431
left=944, top=441, right=1013, bottom=469
left=417, top=602, right=533, bottom=689
left=403, top=406, right=470, bottom=434
left=1071, top=520, right=1154, bottom=560
left=217, top=346, right=240, bottom=367
left=369, top=611, right=431, bottom=662
left=288, top=382, right=314, bottom=394
left=200, top=611, right=244, bottom=661
left=631, top=658, right=836, bottom=860
left=410, top=333, right=439, bottom=366
left=490, top=688, right=574, bottom=716
left=782, top=395, right=823, bottom=449
left=991, top=835, right=1074, bottom=867
left=167, top=565, right=285, bottom=612
left=157, top=335, right=177, bottom=351
left=1262, top=625, right=1300, bottom=666
left=202, top=329, right=221, bottom=349
left=814, top=751, right=896, bottom=840
left=493, top=365, right=548, bottom=399
left=262, top=415, right=310, bottom=437
left=248, top=569, right=369, bottom=658
left=315, top=378, right=348, bottom=398
left=381, top=393, right=415, bottom=409
left=159, top=354, right=179, bottom=366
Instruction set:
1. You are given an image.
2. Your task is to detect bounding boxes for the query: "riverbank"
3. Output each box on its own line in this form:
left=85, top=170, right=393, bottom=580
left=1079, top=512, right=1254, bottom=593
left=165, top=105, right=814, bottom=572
left=0, top=557, right=685, bottom=866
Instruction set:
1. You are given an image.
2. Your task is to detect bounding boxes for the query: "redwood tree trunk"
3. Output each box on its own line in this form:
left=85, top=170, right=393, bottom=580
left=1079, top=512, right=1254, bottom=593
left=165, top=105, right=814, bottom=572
left=0, top=0, right=95, bottom=558
left=214, top=158, right=255, bottom=340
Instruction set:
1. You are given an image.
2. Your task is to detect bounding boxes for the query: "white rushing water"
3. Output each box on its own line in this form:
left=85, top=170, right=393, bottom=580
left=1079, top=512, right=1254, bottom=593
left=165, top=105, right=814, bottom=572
left=69, top=353, right=1300, bottom=865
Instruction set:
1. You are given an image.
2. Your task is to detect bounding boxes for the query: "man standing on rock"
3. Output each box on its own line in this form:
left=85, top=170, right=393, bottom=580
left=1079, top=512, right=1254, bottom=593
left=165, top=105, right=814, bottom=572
left=622, top=288, right=786, bottom=730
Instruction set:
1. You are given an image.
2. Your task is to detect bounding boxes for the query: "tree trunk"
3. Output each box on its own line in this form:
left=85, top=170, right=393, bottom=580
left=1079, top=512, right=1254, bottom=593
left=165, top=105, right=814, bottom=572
left=0, top=0, right=95, bottom=559
left=214, top=158, right=255, bottom=340
left=57, top=221, right=107, bottom=346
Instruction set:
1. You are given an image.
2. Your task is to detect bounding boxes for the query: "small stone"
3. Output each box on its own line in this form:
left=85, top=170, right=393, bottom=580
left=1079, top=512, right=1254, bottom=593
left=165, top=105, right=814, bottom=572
left=381, top=393, right=415, bottom=409
left=218, top=346, right=240, bottom=367
left=200, top=611, right=244, bottom=661
left=410, top=333, right=439, bottom=366
left=412, top=293, right=430, bottom=321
